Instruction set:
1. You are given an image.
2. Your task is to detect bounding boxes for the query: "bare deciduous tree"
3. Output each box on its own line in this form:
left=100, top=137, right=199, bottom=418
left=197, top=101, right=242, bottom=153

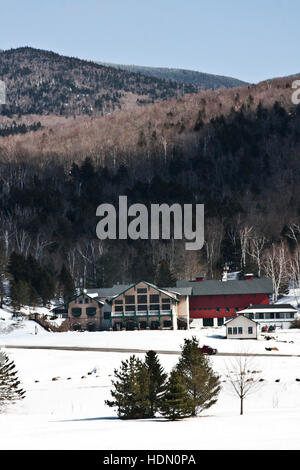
left=246, top=231, right=267, bottom=278
left=225, top=355, right=263, bottom=415
left=261, top=242, right=288, bottom=302
left=239, top=225, right=253, bottom=269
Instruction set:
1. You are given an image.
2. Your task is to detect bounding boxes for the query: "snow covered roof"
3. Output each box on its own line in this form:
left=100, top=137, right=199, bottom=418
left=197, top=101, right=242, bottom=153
left=224, top=314, right=259, bottom=326
left=239, top=304, right=297, bottom=313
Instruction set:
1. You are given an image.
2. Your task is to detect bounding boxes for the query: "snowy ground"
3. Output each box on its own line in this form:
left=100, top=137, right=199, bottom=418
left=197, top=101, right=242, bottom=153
left=1, top=301, right=300, bottom=450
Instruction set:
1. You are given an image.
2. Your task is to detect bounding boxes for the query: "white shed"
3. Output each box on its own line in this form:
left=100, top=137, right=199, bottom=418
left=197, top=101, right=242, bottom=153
left=225, top=314, right=259, bottom=340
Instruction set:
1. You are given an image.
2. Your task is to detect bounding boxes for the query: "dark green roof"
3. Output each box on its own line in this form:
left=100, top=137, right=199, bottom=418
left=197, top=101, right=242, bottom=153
left=175, top=278, right=273, bottom=296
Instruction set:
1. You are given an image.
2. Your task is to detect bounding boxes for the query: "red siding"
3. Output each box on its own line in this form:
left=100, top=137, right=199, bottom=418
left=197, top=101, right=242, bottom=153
left=189, top=293, right=270, bottom=319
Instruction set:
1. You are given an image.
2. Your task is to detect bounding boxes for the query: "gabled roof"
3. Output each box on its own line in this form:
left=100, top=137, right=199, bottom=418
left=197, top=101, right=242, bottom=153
left=163, top=287, right=193, bottom=296
left=51, top=291, right=105, bottom=310
left=225, top=314, right=259, bottom=326
left=107, top=280, right=179, bottom=303
left=176, top=278, right=273, bottom=296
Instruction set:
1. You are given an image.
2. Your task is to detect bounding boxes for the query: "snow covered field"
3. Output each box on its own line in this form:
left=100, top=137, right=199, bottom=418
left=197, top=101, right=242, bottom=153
left=1, top=312, right=300, bottom=450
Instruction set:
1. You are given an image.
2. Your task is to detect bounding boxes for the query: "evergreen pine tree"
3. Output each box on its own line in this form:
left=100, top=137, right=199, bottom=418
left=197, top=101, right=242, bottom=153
left=176, top=337, right=221, bottom=416
left=144, top=350, right=167, bottom=417
left=7, top=252, right=28, bottom=283
left=0, top=351, right=25, bottom=411
left=59, top=264, right=75, bottom=302
left=105, top=355, right=151, bottom=419
left=155, top=259, right=176, bottom=287
left=10, top=279, right=30, bottom=312
left=159, top=369, right=192, bottom=421
left=28, top=285, right=40, bottom=310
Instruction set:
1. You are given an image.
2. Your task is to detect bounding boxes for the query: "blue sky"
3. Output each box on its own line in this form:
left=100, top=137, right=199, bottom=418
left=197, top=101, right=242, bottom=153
left=0, top=0, right=298, bottom=83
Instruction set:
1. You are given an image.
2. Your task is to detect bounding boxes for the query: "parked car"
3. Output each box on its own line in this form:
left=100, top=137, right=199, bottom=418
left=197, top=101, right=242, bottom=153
left=199, top=345, right=218, bottom=355
left=268, top=325, right=276, bottom=332
left=261, top=326, right=268, bottom=332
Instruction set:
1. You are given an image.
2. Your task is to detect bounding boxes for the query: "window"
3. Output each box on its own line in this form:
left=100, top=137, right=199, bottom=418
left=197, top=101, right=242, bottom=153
left=115, top=300, right=123, bottom=305
left=104, top=312, right=111, bottom=320
left=137, top=295, right=147, bottom=304
left=161, top=303, right=170, bottom=311
left=72, top=308, right=82, bottom=317
left=218, top=317, right=224, bottom=326
left=233, top=327, right=237, bottom=335
left=163, top=320, right=172, bottom=328
left=150, top=294, right=159, bottom=303
left=216, top=308, right=220, bottom=312
left=125, top=295, right=135, bottom=304
left=125, top=305, right=135, bottom=312
left=85, top=298, right=89, bottom=304
left=150, top=304, right=160, bottom=311
left=137, top=288, right=147, bottom=294
left=226, top=307, right=230, bottom=313
left=162, top=298, right=170, bottom=310
left=228, top=327, right=232, bottom=334
left=114, top=306, right=123, bottom=312
left=248, top=327, right=253, bottom=334
left=86, top=307, right=96, bottom=317
left=137, top=305, right=147, bottom=311
left=203, top=318, right=213, bottom=327
left=238, top=327, right=243, bottom=334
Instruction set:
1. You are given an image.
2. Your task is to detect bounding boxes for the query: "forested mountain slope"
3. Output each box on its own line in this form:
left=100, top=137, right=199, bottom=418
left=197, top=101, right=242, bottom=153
left=97, top=62, right=248, bottom=89
left=0, top=47, right=199, bottom=117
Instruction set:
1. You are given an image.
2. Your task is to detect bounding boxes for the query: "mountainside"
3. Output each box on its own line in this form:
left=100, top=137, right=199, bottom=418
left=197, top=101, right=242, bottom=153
left=97, top=62, right=248, bottom=89
left=1, top=55, right=300, bottom=287
left=1, top=72, right=296, bottom=163
left=0, top=47, right=199, bottom=117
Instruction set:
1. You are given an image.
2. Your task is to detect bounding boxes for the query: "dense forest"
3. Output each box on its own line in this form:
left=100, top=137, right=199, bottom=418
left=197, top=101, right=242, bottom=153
left=1, top=48, right=300, bottom=308
left=0, top=47, right=199, bottom=117
left=1, top=99, right=300, bottom=307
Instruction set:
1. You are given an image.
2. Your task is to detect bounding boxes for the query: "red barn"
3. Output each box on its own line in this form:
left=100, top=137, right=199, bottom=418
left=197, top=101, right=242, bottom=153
left=176, top=276, right=273, bottom=327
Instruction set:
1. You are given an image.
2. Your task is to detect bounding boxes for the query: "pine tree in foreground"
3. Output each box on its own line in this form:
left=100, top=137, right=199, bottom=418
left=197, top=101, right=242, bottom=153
left=145, top=350, right=168, bottom=417
left=0, top=351, right=25, bottom=411
left=159, top=369, right=193, bottom=421
left=105, top=355, right=151, bottom=419
left=176, top=337, right=221, bottom=416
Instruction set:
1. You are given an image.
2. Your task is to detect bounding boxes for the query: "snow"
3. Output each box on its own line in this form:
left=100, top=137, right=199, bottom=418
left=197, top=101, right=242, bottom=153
left=1, top=299, right=300, bottom=450
left=1, top=346, right=300, bottom=450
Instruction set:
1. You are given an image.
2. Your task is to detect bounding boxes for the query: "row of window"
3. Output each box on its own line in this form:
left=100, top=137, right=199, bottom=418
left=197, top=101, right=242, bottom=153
left=77, top=297, right=93, bottom=304
left=228, top=327, right=253, bottom=335
left=117, top=295, right=171, bottom=305
left=113, top=320, right=172, bottom=330
left=191, top=307, right=240, bottom=312
left=72, top=307, right=97, bottom=317
left=114, top=303, right=171, bottom=312
left=247, top=313, right=295, bottom=320
left=71, top=308, right=111, bottom=320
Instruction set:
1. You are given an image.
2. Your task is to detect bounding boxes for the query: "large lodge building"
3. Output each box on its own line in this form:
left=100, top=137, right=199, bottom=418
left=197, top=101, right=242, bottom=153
left=53, top=274, right=279, bottom=331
